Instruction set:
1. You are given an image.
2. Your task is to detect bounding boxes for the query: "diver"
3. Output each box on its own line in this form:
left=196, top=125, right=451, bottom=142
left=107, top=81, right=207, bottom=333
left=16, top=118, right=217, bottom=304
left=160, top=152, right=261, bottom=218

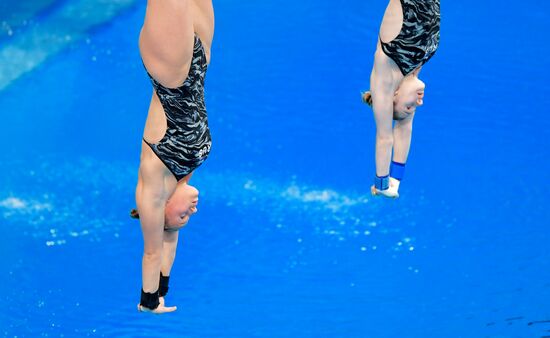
left=364, top=0, right=440, bottom=198
left=134, top=0, right=214, bottom=313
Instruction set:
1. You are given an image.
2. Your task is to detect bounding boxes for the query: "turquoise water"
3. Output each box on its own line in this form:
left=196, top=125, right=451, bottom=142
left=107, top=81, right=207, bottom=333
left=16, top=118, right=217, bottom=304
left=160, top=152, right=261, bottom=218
left=0, top=0, right=549, bottom=337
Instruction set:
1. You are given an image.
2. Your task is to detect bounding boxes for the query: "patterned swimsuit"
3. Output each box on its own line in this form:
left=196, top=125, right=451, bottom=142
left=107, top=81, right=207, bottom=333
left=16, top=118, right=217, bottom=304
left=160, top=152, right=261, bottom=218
left=381, top=0, right=440, bottom=76
left=144, top=35, right=212, bottom=181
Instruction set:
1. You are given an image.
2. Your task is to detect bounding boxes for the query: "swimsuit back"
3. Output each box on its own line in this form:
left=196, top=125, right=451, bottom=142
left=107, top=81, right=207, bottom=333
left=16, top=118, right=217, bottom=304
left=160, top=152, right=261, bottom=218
left=381, top=0, right=440, bottom=76
left=144, top=35, right=212, bottom=181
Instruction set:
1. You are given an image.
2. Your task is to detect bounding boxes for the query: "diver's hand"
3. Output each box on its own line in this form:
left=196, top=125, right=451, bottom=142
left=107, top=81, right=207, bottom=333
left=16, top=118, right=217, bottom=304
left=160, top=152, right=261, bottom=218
left=370, top=177, right=400, bottom=199
left=137, top=302, right=177, bottom=314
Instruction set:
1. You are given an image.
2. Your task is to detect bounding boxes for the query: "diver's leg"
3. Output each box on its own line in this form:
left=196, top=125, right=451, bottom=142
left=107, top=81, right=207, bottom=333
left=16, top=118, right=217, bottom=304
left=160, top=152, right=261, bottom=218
left=136, top=140, right=177, bottom=313
left=139, top=0, right=194, bottom=88
left=158, top=230, right=179, bottom=306
left=158, top=172, right=195, bottom=305
left=390, top=114, right=415, bottom=192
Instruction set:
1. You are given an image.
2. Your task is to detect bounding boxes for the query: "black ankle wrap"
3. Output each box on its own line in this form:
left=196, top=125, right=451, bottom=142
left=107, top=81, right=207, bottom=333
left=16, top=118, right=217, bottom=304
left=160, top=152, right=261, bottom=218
left=140, top=289, right=160, bottom=310
left=159, top=273, right=170, bottom=297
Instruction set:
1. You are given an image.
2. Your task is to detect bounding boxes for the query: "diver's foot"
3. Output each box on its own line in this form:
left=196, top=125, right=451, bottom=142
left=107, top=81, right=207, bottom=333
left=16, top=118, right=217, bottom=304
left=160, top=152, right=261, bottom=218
left=370, top=185, right=399, bottom=199
left=137, top=303, right=177, bottom=314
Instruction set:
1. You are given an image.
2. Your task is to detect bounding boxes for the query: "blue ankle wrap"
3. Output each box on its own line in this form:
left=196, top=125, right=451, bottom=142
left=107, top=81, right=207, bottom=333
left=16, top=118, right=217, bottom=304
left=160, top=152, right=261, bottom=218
left=374, top=175, right=390, bottom=190
left=390, top=161, right=406, bottom=181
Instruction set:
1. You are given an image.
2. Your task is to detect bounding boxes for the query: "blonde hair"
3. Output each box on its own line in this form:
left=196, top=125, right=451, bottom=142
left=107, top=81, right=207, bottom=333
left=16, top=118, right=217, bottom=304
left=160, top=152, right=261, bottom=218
left=361, top=91, right=373, bottom=107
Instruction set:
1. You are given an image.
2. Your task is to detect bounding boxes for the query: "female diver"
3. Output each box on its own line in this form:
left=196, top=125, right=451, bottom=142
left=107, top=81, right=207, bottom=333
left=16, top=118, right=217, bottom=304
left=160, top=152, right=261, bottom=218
left=364, top=0, right=440, bottom=198
left=134, top=0, right=214, bottom=313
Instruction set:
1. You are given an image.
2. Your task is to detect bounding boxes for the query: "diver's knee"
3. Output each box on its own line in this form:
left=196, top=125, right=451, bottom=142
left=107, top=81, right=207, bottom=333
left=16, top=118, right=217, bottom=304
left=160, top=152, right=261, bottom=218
left=376, top=133, right=394, bottom=147
left=143, top=250, right=162, bottom=262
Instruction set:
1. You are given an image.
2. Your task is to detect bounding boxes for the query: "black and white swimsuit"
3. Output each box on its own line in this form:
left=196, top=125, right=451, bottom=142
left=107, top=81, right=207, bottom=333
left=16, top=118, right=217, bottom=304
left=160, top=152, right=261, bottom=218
left=381, top=0, right=440, bottom=76
left=144, top=34, right=212, bottom=181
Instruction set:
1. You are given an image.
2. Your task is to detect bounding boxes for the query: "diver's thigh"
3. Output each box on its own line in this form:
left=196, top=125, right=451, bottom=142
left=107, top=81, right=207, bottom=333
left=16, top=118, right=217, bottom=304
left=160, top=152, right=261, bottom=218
left=139, top=0, right=194, bottom=88
left=379, top=0, right=404, bottom=44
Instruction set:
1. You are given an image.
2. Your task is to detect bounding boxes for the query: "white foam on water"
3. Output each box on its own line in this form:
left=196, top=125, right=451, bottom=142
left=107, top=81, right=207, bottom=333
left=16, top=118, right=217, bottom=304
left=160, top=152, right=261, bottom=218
left=0, top=157, right=424, bottom=253
left=0, top=196, right=52, bottom=213
left=0, top=197, right=26, bottom=209
left=281, top=184, right=368, bottom=212
left=194, top=171, right=420, bottom=256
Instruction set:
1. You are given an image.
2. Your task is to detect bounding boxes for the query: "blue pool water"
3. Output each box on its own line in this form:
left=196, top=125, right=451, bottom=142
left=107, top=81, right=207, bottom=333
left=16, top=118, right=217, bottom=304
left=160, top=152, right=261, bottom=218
left=1, top=0, right=549, bottom=337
